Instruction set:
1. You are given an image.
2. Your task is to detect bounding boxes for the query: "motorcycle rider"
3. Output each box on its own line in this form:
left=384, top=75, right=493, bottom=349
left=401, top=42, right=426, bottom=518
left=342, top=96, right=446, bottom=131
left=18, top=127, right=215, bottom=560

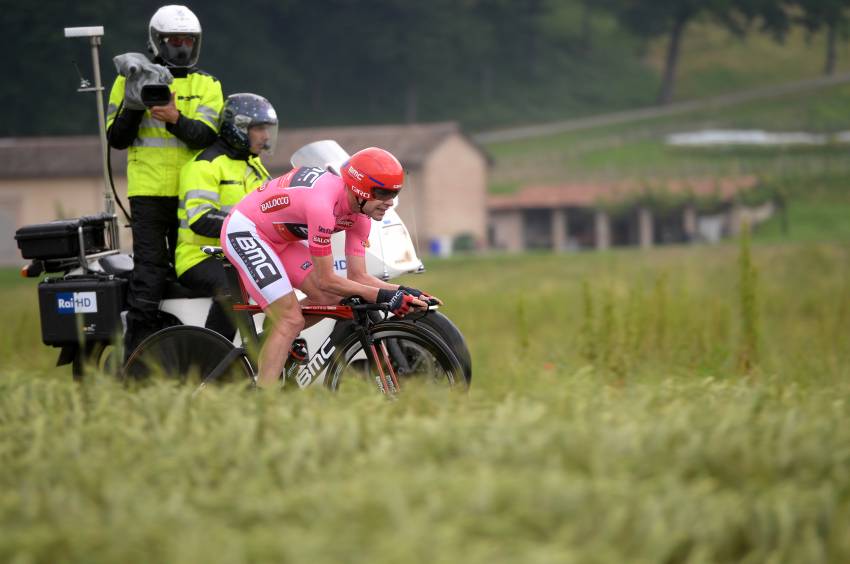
left=222, top=148, right=440, bottom=388
left=106, top=5, right=224, bottom=358
left=175, top=93, right=275, bottom=340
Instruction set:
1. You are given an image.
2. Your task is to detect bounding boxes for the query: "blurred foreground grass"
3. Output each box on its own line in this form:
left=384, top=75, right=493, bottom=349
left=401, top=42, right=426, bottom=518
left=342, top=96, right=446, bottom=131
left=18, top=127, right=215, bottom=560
left=2, top=240, right=850, bottom=562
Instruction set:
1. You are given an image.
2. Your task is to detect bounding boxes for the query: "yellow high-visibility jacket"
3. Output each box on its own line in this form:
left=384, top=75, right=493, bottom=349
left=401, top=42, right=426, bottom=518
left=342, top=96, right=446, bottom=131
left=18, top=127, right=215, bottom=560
left=106, top=69, right=223, bottom=197
left=175, top=139, right=271, bottom=277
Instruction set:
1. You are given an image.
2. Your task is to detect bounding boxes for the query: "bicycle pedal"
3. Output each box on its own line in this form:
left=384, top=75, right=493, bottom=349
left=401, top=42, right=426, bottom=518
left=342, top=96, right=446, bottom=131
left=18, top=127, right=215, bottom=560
left=288, top=338, right=308, bottom=362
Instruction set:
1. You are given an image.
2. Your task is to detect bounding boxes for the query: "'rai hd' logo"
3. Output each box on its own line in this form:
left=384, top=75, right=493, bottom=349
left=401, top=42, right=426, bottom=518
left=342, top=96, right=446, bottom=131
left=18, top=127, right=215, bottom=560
left=56, top=292, right=98, bottom=314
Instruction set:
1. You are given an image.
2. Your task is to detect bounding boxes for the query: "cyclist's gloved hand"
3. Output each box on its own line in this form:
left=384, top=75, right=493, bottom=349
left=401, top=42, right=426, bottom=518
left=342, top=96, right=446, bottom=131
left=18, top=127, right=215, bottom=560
left=399, top=285, right=423, bottom=298
left=377, top=288, right=417, bottom=316
left=400, top=286, right=442, bottom=306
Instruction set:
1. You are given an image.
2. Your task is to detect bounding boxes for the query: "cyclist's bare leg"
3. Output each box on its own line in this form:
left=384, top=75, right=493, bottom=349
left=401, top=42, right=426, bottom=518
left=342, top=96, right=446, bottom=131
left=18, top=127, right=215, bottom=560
left=258, top=292, right=304, bottom=388
left=296, top=271, right=345, bottom=329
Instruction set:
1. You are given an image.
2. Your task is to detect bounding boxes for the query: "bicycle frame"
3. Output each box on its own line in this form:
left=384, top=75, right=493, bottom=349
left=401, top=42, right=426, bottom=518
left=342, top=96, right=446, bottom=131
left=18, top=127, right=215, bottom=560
left=221, top=258, right=404, bottom=393
left=204, top=289, right=402, bottom=395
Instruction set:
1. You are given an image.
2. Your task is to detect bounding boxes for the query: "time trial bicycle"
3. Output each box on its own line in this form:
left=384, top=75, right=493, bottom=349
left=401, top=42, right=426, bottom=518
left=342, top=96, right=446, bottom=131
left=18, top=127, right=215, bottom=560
left=122, top=248, right=467, bottom=395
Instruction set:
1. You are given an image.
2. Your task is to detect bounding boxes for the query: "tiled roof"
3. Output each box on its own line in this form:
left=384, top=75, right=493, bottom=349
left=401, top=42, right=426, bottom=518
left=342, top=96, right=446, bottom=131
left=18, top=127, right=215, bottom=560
left=487, top=176, right=759, bottom=210
left=0, top=136, right=108, bottom=178
left=267, top=121, right=491, bottom=172
left=0, top=121, right=489, bottom=179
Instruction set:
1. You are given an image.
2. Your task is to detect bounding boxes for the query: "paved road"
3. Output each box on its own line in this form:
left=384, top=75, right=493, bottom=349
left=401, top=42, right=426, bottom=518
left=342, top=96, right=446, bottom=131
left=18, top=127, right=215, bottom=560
left=473, top=72, right=850, bottom=145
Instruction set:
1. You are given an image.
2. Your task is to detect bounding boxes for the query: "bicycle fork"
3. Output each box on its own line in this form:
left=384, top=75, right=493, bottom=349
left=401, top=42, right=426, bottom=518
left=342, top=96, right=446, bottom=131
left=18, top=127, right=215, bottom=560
left=364, top=333, right=401, bottom=396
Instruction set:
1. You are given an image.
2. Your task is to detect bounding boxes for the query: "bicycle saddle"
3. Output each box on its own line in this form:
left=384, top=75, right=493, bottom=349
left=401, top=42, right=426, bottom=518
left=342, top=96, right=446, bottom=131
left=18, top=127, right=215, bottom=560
left=202, top=246, right=225, bottom=258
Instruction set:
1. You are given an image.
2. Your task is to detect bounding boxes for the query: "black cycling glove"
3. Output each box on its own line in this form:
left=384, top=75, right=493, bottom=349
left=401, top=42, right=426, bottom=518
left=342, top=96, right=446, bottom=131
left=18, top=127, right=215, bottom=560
left=400, top=285, right=441, bottom=306
left=399, top=285, right=423, bottom=298
left=376, top=288, right=416, bottom=316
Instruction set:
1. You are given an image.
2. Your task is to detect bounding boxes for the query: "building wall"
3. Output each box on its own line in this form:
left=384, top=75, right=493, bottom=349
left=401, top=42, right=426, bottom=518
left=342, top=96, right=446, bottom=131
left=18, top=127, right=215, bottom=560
left=392, top=169, right=428, bottom=255
left=489, top=210, right=523, bottom=252
left=420, top=134, right=488, bottom=251
left=0, top=176, right=130, bottom=265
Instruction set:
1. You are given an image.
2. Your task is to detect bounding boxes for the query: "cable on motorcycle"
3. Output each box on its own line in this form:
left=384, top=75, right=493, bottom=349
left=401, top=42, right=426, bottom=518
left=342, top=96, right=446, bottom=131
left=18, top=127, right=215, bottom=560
left=107, top=99, right=133, bottom=225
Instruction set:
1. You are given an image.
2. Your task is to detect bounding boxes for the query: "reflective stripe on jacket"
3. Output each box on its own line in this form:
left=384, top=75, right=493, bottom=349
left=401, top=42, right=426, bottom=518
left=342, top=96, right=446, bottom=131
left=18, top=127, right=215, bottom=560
left=106, top=71, right=223, bottom=197
left=175, top=144, right=271, bottom=276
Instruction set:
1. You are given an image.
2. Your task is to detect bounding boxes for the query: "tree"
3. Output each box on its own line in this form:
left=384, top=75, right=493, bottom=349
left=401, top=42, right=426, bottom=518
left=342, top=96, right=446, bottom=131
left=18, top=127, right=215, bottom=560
left=792, top=0, right=850, bottom=75
left=616, top=0, right=768, bottom=105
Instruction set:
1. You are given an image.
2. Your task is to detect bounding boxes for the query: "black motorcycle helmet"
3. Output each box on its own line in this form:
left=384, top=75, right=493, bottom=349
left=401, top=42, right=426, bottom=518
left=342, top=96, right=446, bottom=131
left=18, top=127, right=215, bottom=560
left=219, top=93, right=279, bottom=155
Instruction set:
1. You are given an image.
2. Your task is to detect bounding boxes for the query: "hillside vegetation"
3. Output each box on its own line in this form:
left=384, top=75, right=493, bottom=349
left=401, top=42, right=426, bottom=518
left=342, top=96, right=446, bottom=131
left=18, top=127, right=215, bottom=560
left=7, top=4, right=850, bottom=135
left=484, top=26, right=850, bottom=245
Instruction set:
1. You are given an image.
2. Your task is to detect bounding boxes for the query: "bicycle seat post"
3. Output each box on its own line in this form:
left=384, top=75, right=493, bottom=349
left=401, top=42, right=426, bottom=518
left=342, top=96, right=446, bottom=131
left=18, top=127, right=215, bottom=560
left=220, top=257, right=262, bottom=361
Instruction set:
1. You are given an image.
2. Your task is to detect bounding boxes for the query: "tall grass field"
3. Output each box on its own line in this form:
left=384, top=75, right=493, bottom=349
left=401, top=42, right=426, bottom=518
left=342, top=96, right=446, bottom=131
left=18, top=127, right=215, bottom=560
left=2, top=234, right=849, bottom=562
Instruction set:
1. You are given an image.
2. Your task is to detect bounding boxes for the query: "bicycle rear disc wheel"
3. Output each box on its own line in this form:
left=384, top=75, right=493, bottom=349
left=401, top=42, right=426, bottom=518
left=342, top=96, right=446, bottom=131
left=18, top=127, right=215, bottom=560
left=325, top=321, right=465, bottom=392
left=123, top=326, right=254, bottom=385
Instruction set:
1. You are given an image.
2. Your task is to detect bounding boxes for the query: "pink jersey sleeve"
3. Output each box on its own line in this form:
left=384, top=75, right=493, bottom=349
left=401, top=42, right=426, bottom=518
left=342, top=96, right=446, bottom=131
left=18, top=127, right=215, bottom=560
left=344, top=214, right=372, bottom=257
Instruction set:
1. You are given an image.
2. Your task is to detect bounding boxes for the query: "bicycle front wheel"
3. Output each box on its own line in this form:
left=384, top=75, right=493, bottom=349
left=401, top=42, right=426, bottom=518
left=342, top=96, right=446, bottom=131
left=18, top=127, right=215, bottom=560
left=123, top=326, right=254, bottom=385
left=324, top=320, right=465, bottom=392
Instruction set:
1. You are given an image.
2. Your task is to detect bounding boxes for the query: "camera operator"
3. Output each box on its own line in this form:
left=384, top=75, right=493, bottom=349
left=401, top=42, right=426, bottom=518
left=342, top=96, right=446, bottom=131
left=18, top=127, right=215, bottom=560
left=105, top=5, right=224, bottom=359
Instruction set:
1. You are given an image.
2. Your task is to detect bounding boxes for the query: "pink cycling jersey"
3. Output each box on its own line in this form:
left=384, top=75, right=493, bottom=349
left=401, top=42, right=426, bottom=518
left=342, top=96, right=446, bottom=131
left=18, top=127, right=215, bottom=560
left=221, top=167, right=372, bottom=308
left=234, top=166, right=371, bottom=257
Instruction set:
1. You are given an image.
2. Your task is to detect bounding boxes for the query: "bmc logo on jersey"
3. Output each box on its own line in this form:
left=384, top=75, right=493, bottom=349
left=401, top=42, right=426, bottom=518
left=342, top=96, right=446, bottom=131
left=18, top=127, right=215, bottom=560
left=312, top=235, right=331, bottom=246
left=227, top=231, right=282, bottom=289
left=260, top=195, right=290, bottom=213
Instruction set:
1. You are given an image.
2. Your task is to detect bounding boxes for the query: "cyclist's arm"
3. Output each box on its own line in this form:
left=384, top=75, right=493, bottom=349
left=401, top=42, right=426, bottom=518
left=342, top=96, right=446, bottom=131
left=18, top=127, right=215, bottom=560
left=306, top=205, right=382, bottom=301
left=310, top=254, right=382, bottom=302
left=345, top=254, right=397, bottom=291
left=343, top=217, right=397, bottom=290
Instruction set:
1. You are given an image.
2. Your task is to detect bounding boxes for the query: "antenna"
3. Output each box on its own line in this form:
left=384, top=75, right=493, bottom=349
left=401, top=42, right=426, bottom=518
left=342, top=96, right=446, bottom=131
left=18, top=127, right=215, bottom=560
left=64, top=26, right=119, bottom=248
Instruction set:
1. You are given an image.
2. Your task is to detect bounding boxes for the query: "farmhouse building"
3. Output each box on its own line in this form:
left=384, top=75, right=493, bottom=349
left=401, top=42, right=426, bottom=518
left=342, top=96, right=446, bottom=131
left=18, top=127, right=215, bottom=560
left=488, top=176, right=775, bottom=252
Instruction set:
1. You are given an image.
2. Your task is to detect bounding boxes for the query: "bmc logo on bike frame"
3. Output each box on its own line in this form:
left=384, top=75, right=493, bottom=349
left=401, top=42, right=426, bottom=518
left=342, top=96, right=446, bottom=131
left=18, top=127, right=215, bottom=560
left=295, top=337, right=335, bottom=388
left=227, top=231, right=282, bottom=289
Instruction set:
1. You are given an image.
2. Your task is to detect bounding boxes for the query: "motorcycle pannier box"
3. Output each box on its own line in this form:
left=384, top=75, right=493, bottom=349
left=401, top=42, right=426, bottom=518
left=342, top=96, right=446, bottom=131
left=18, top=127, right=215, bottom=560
left=37, top=276, right=127, bottom=346
left=15, top=216, right=108, bottom=260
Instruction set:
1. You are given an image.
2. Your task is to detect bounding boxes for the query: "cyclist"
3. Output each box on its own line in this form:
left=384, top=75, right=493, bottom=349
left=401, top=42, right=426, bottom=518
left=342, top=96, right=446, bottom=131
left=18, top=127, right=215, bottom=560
left=222, top=147, right=439, bottom=388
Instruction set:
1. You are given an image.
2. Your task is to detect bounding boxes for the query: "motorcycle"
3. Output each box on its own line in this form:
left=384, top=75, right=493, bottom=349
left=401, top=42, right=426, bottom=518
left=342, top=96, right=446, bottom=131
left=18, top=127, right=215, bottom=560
left=15, top=140, right=471, bottom=384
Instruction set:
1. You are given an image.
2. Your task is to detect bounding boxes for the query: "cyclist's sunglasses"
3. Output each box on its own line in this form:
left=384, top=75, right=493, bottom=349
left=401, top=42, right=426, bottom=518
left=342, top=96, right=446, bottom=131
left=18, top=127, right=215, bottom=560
left=372, top=187, right=400, bottom=201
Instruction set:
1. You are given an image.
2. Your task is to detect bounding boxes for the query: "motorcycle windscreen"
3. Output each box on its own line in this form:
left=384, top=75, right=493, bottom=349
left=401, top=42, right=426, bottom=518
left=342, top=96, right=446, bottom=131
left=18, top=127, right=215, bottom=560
left=330, top=207, right=422, bottom=279
left=290, top=140, right=351, bottom=176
